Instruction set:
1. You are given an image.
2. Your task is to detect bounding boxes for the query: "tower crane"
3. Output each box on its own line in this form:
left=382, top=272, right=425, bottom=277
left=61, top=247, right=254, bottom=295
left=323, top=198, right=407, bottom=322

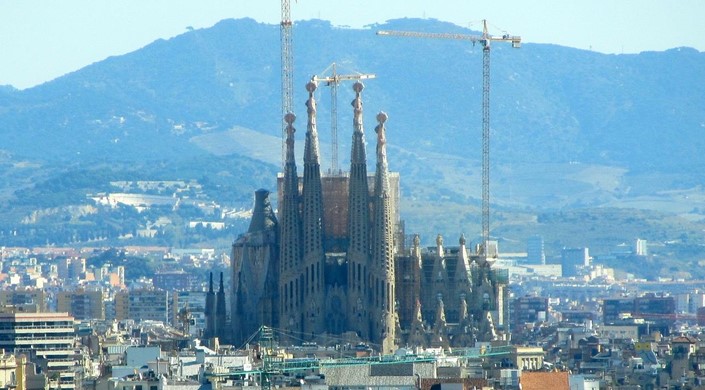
left=280, top=0, right=294, bottom=168
left=311, top=63, right=376, bottom=174
left=377, top=20, right=520, bottom=264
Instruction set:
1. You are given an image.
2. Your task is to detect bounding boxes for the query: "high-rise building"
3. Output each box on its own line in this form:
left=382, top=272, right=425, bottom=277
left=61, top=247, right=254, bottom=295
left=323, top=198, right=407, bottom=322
left=635, top=238, right=648, bottom=256
left=153, top=270, right=196, bottom=291
left=231, top=81, right=507, bottom=350
left=114, top=290, right=169, bottom=323
left=526, top=235, right=545, bottom=265
left=116, top=266, right=125, bottom=287
left=561, top=247, right=590, bottom=277
left=511, top=296, right=549, bottom=331
left=56, top=289, right=104, bottom=320
left=0, top=312, right=77, bottom=390
left=603, top=295, right=676, bottom=335
left=71, top=257, right=86, bottom=280
left=0, top=289, right=48, bottom=313
left=172, top=290, right=207, bottom=337
left=55, top=257, right=87, bottom=281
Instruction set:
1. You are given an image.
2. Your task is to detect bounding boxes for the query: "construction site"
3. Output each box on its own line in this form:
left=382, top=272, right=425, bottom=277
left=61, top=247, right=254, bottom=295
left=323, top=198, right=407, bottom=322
left=217, top=0, right=521, bottom=383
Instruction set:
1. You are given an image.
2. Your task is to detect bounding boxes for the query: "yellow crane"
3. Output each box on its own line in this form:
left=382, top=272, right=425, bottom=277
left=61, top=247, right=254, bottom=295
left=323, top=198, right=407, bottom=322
left=377, top=20, right=520, bottom=264
left=311, top=63, right=375, bottom=174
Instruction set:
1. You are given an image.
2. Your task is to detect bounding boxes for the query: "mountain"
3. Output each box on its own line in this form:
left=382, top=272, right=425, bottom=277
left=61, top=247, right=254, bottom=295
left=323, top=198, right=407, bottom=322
left=4, top=18, right=704, bottom=167
left=1, top=17, right=704, bottom=263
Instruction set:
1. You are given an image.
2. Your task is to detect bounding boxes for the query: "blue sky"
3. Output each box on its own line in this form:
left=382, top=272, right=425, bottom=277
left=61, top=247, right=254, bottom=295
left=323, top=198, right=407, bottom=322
left=1, top=0, right=703, bottom=89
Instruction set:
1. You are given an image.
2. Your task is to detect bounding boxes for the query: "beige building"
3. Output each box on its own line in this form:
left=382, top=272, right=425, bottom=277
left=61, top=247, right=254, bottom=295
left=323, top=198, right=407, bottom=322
left=0, top=352, right=20, bottom=389
left=599, top=325, right=639, bottom=340
left=0, top=290, right=47, bottom=313
left=115, top=290, right=169, bottom=323
left=512, top=346, right=545, bottom=371
left=57, top=290, right=105, bottom=320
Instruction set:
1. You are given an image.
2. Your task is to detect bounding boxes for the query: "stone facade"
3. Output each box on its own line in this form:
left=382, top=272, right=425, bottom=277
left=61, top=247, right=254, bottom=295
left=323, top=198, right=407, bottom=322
left=230, top=82, right=507, bottom=350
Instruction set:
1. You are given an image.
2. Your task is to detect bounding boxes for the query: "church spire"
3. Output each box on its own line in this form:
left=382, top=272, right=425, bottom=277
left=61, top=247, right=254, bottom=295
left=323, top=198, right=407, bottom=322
left=456, top=234, right=472, bottom=285
left=373, top=112, right=391, bottom=199
left=216, top=272, right=227, bottom=341
left=407, top=298, right=428, bottom=347
left=371, top=111, right=397, bottom=353
left=303, top=81, right=321, bottom=166
left=347, top=82, right=370, bottom=256
left=279, top=112, right=303, bottom=337
left=301, top=81, right=326, bottom=335
left=248, top=189, right=277, bottom=233
left=205, top=272, right=216, bottom=339
left=431, top=296, right=449, bottom=348
left=349, top=82, right=367, bottom=170
left=346, top=81, right=371, bottom=339
left=371, top=112, right=392, bottom=267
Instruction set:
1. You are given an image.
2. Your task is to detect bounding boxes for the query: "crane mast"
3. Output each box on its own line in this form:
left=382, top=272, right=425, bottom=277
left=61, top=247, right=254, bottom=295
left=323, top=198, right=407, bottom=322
left=280, top=0, right=294, bottom=168
left=312, top=63, right=376, bottom=174
left=378, top=20, right=520, bottom=264
left=481, top=22, right=491, bottom=262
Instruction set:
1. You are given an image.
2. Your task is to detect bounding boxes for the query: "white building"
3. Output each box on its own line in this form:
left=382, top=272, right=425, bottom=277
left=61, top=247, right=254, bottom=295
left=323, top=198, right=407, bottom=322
left=635, top=238, right=648, bottom=256
left=569, top=374, right=600, bottom=390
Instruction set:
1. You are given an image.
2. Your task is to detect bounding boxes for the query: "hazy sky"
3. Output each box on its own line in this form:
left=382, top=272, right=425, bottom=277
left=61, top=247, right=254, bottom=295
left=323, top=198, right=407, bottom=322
left=1, top=0, right=703, bottom=89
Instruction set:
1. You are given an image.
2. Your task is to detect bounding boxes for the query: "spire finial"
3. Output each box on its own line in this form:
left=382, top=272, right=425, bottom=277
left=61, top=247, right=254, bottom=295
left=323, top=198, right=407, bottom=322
left=376, top=111, right=387, bottom=124
left=352, top=82, right=364, bottom=132
left=304, top=80, right=321, bottom=165
left=353, top=81, right=364, bottom=94
left=208, top=272, right=213, bottom=293
left=285, top=112, right=296, bottom=125
left=306, top=81, right=317, bottom=121
left=375, top=111, right=388, bottom=163
left=284, top=113, right=296, bottom=163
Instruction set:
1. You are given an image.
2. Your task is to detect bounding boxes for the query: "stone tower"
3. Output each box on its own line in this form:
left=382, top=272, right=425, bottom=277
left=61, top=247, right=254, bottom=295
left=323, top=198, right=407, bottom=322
left=230, top=189, right=279, bottom=343
left=346, top=81, right=372, bottom=340
left=370, top=112, right=398, bottom=353
left=301, top=81, right=327, bottom=336
left=216, top=272, right=227, bottom=340
left=278, top=112, right=304, bottom=336
left=204, top=272, right=216, bottom=339
left=229, top=80, right=508, bottom=350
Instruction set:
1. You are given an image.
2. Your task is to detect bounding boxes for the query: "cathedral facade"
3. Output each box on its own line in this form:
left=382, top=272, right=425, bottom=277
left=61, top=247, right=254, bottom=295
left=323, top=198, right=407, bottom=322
left=230, top=81, right=507, bottom=352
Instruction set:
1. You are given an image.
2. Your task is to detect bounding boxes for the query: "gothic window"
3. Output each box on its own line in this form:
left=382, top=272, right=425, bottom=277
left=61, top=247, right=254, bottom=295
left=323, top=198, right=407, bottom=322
left=357, top=263, right=361, bottom=289
left=316, top=263, right=320, bottom=291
